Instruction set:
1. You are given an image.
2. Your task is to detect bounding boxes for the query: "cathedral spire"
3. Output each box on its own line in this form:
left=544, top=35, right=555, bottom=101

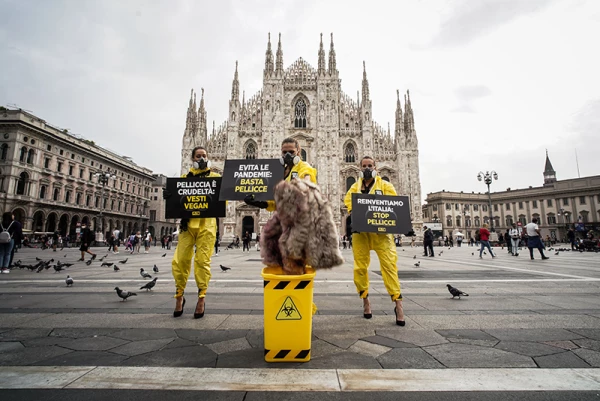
left=275, top=33, right=283, bottom=75
left=198, top=88, right=207, bottom=144
left=265, top=33, right=274, bottom=76
left=212, top=120, right=215, bottom=136
left=317, top=33, right=326, bottom=76
left=328, top=33, right=337, bottom=75
left=231, top=61, right=240, bottom=102
left=184, top=88, right=198, bottom=137
left=361, top=61, right=370, bottom=103
left=395, top=89, right=403, bottom=137
left=357, top=90, right=360, bottom=108
left=543, top=150, right=557, bottom=185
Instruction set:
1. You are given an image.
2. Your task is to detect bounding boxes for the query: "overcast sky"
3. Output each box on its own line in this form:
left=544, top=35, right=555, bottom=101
left=1, top=0, right=599, bottom=201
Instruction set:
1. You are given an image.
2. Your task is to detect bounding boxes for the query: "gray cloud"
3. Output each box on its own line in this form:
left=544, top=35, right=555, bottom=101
left=427, top=0, right=556, bottom=48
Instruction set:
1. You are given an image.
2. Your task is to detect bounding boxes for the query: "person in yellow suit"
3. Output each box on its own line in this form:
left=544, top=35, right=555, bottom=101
left=244, top=137, right=318, bottom=313
left=163, top=146, right=220, bottom=319
left=344, top=156, right=405, bottom=326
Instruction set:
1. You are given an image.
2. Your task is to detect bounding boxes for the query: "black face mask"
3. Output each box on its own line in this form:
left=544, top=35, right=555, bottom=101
left=362, top=168, right=374, bottom=180
left=282, top=152, right=297, bottom=167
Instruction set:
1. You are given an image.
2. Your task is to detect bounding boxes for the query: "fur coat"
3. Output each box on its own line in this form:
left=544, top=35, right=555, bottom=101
left=260, top=178, right=344, bottom=275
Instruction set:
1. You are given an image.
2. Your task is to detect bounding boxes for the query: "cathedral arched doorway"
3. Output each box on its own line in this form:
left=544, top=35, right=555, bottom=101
left=242, top=216, right=254, bottom=237
left=58, top=214, right=69, bottom=236
left=69, top=215, right=80, bottom=237
left=32, top=211, right=44, bottom=232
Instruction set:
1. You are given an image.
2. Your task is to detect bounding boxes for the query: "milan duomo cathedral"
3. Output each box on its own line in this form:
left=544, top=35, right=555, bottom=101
left=180, top=33, right=423, bottom=241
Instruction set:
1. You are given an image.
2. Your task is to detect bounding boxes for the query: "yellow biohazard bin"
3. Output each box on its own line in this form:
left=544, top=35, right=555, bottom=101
left=262, top=266, right=316, bottom=362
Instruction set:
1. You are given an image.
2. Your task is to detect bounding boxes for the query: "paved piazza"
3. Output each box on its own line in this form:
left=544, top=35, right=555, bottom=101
left=1, top=243, right=600, bottom=398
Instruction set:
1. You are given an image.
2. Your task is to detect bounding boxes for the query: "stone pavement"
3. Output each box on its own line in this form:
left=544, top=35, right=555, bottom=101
left=1, top=243, right=600, bottom=396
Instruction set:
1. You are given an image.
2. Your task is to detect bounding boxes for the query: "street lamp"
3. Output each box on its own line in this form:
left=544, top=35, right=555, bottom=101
left=94, top=168, right=116, bottom=241
left=557, top=208, right=571, bottom=242
left=477, top=170, right=498, bottom=232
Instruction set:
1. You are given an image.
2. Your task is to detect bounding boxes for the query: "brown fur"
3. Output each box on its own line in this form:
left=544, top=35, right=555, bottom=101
left=260, top=179, right=344, bottom=274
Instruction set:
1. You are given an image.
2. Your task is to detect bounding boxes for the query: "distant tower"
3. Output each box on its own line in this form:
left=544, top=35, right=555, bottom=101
left=543, top=150, right=557, bottom=186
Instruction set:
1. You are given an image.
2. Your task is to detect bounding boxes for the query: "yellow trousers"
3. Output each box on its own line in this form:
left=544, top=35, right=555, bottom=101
left=171, top=225, right=216, bottom=299
left=352, top=232, right=401, bottom=301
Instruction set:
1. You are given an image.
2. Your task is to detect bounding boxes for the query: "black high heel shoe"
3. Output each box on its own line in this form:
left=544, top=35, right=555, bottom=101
left=394, top=306, right=405, bottom=326
left=363, top=298, right=372, bottom=319
left=173, top=297, right=186, bottom=318
left=194, top=299, right=205, bottom=319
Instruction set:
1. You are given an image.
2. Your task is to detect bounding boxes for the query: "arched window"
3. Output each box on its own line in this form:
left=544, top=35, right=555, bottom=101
left=465, top=217, right=471, bottom=227
left=16, top=172, right=28, bottom=195
left=505, top=215, right=513, bottom=226
left=579, top=211, right=589, bottom=223
left=19, top=146, right=27, bottom=162
left=294, top=99, right=307, bottom=128
left=39, top=185, right=46, bottom=199
left=344, top=142, right=356, bottom=163
left=301, top=149, right=307, bottom=161
left=53, top=188, right=60, bottom=201
left=474, top=217, right=481, bottom=227
left=245, top=142, right=257, bottom=159
left=27, top=149, right=34, bottom=164
left=1, top=144, right=8, bottom=160
left=518, top=215, right=527, bottom=225
left=456, top=216, right=461, bottom=227
left=382, top=176, right=390, bottom=182
left=346, top=176, right=356, bottom=191
left=446, top=216, right=453, bottom=227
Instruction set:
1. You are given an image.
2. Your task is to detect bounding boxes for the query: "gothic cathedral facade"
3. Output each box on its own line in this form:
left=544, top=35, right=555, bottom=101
left=180, top=33, right=423, bottom=241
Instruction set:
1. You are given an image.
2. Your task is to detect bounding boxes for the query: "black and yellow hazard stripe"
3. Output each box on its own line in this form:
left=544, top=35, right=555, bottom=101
left=264, top=349, right=311, bottom=362
left=264, top=279, right=312, bottom=290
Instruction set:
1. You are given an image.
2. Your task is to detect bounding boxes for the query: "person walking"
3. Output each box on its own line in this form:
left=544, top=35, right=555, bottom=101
left=164, top=146, right=219, bottom=318
left=78, top=223, right=97, bottom=262
left=344, top=156, right=405, bottom=326
left=144, top=230, right=152, bottom=253
left=478, top=223, right=495, bottom=258
left=423, top=226, right=434, bottom=257
left=525, top=218, right=549, bottom=260
left=508, top=223, right=521, bottom=256
left=567, top=228, right=576, bottom=250
left=242, top=231, right=251, bottom=253
left=1, top=212, right=22, bottom=273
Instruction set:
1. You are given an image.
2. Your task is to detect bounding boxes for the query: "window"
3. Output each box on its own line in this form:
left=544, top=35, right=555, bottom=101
left=382, top=176, right=390, bottom=182
left=59, top=149, right=63, bottom=156
left=1, top=144, right=8, bottom=160
left=494, top=217, right=500, bottom=227
left=118, top=201, right=122, bottom=211
left=95, top=197, right=100, bottom=207
left=579, top=196, right=587, bottom=205
left=456, top=216, right=461, bottom=227
left=294, top=99, right=307, bottom=128
left=532, top=200, right=538, bottom=208
left=68, top=165, right=74, bottom=175
left=44, top=158, right=50, bottom=168
left=301, top=149, right=307, bottom=162
left=126, top=184, right=129, bottom=191
left=464, top=204, right=469, bottom=211
left=506, top=203, right=510, bottom=210
left=474, top=217, right=480, bottom=227
left=149, top=210, right=157, bottom=221
left=39, top=185, right=46, bottom=199
left=89, top=172, right=93, bottom=181
left=473, top=205, right=479, bottom=211
left=16, top=172, right=28, bottom=195
left=19, top=147, right=27, bottom=162
left=432, top=204, right=438, bottom=211
left=111, top=200, right=115, bottom=210
left=27, top=149, right=34, bottom=164
left=518, top=202, right=523, bottom=209
left=245, top=142, right=257, bottom=159
left=445, top=204, right=451, bottom=210
left=482, top=205, right=488, bottom=212
left=547, top=199, right=553, bottom=207
left=71, top=153, right=75, bottom=160
left=580, top=211, right=589, bottom=223
left=493, top=204, right=498, bottom=212
left=79, top=169, right=84, bottom=178
left=446, top=216, right=453, bottom=226
left=506, top=216, right=513, bottom=226
left=518, top=215, right=527, bottom=225
left=346, top=176, right=356, bottom=191
left=563, top=198, right=569, bottom=206
left=57, top=162, right=63, bottom=173
left=65, top=190, right=71, bottom=203
left=86, top=195, right=91, bottom=206
left=53, top=188, right=60, bottom=201
left=547, top=214, right=557, bottom=224
left=82, top=157, right=85, bottom=163
left=344, top=143, right=356, bottom=163
left=47, top=144, right=52, bottom=151
left=76, top=193, right=81, bottom=204
left=465, top=217, right=471, bottom=227
left=154, top=188, right=158, bottom=192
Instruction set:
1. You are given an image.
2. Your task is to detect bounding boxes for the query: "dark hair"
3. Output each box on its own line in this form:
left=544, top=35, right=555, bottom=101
left=191, top=146, right=207, bottom=159
left=532, top=218, right=538, bottom=224
left=281, top=137, right=299, bottom=149
left=360, top=156, right=375, bottom=165
left=1, top=212, right=12, bottom=227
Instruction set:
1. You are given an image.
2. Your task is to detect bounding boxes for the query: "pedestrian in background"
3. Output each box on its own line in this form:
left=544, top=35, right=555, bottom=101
left=478, top=223, right=495, bottom=259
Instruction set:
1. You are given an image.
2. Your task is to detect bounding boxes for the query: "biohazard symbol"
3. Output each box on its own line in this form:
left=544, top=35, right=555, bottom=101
left=276, top=296, right=302, bottom=320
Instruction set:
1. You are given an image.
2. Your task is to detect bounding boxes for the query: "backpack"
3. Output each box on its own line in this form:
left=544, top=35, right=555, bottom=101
left=0, top=221, right=14, bottom=244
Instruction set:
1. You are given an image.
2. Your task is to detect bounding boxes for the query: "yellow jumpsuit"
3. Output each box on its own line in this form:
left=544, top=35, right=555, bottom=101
left=344, top=176, right=402, bottom=301
left=172, top=168, right=220, bottom=299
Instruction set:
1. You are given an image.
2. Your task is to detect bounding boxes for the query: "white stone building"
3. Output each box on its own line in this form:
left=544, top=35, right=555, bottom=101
left=180, top=33, right=423, bottom=240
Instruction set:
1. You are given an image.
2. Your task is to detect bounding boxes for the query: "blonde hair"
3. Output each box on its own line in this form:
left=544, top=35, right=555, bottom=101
left=482, top=223, right=489, bottom=228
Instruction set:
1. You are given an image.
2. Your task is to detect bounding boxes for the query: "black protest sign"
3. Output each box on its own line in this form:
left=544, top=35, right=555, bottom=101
left=219, top=159, right=284, bottom=201
left=351, top=193, right=412, bottom=235
left=165, top=177, right=226, bottom=219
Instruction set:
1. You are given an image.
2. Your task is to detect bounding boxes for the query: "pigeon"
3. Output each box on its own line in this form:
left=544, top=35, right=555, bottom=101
left=448, top=247, right=451, bottom=250
left=440, top=251, right=443, bottom=255
left=64, top=254, right=67, bottom=257
left=555, top=251, right=559, bottom=256
left=414, top=261, right=420, bottom=267
left=471, top=252, right=474, bottom=256
left=162, top=253, right=167, bottom=257
left=140, top=277, right=158, bottom=291
left=113, top=265, right=120, bottom=271
left=53, top=265, right=65, bottom=273
left=115, top=287, right=136, bottom=301
left=447, top=284, right=469, bottom=299
left=36, top=257, right=42, bottom=261
left=438, top=252, right=442, bottom=256
left=153, top=264, right=159, bottom=273
left=119, top=258, right=128, bottom=264
left=220, top=264, right=232, bottom=272
left=413, top=255, right=416, bottom=259
left=85, top=259, right=93, bottom=266
left=65, top=275, right=74, bottom=287
left=101, top=262, right=114, bottom=267
left=99, top=256, right=107, bottom=262
left=140, top=268, right=152, bottom=279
